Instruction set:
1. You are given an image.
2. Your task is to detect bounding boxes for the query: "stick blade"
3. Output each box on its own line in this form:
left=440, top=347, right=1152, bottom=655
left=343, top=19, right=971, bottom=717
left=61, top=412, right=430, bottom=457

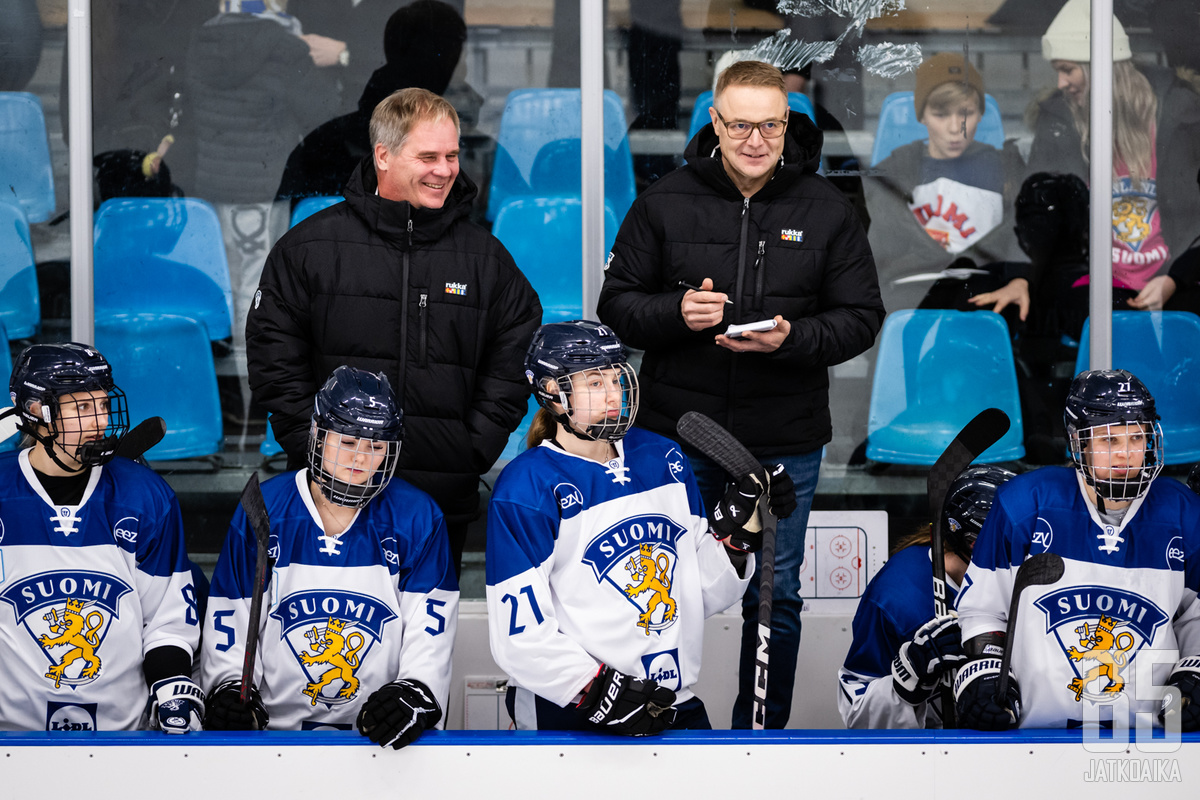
left=675, top=411, right=761, bottom=480
left=927, top=408, right=1012, bottom=519
left=115, top=416, right=167, bottom=462
left=1013, top=551, right=1066, bottom=590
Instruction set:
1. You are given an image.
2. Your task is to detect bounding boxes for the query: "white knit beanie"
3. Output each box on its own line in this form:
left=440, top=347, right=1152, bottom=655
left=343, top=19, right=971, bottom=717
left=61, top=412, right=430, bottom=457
left=1042, top=0, right=1132, bottom=62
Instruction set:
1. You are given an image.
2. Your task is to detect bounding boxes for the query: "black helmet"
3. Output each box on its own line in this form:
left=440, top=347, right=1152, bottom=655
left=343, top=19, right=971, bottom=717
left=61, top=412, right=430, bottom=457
left=1065, top=369, right=1162, bottom=503
left=8, top=342, right=129, bottom=469
left=1015, top=172, right=1089, bottom=266
left=307, top=366, right=403, bottom=508
left=524, top=320, right=638, bottom=442
left=942, top=465, right=1015, bottom=562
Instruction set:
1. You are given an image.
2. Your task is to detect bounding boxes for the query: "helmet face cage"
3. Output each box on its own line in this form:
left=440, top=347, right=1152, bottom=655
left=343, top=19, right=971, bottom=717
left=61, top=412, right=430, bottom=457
left=307, top=422, right=402, bottom=508
left=536, top=362, right=640, bottom=443
left=941, top=465, right=1015, bottom=561
left=1068, top=420, right=1164, bottom=503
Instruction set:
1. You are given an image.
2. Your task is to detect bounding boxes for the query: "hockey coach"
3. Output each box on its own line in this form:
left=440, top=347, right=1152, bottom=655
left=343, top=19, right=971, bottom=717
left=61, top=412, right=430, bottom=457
left=247, top=87, right=542, bottom=574
left=598, top=59, right=883, bottom=728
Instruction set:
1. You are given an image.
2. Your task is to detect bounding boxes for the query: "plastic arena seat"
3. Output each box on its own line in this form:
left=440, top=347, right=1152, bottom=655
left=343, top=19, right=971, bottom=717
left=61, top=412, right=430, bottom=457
left=96, top=313, right=223, bottom=460
left=867, top=309, right=1024, bottom=465
left=491, top=195, right=619, bottom=324
left=498, top=394, right=541, bottom=463
left=94, top=197, right=233, bottom=341
left=687, top=90, right=817, bottom=141
left=289, top=195, right=343, bottom=227
left=0, top=321, right=15, bottom=452
left=526, top=138, right=635, bottom=222
left=1074, top=312, right=1200, bottom=464
left=870, top=91, right=1006, bottom=166
left=261, top=414, right=284, bottom=457
left=486, top=89, right=635, bottom=222
left=0, top=200, right=41, bottom=338
left=0, top=92, right=55, bottom=223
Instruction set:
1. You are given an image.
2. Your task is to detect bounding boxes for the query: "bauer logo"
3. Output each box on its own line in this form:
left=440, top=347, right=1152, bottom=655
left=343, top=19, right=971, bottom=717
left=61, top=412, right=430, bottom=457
left=641, top=649, right=682, bottom=692
left=781, top=228, right=804, bottom=242
left=444, top=282, right=467, bottom=296
left=582, top=515, right=685, bottom=635
left=1034, top=586, right=1168, bottom=704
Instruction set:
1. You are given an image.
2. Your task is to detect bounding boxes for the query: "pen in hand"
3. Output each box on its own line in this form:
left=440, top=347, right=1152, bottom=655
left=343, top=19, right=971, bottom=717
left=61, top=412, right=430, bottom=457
left=677, top=281, right=733, bottom=305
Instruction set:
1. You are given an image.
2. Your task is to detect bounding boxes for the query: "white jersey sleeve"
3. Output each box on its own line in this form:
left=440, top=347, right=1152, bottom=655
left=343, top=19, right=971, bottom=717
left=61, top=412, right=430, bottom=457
left=837, top=667, right=927, bottom=729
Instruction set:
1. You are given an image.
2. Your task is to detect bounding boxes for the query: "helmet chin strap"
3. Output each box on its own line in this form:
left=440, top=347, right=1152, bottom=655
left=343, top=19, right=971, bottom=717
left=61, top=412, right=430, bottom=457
left=26, top=426, right=89, bottom=474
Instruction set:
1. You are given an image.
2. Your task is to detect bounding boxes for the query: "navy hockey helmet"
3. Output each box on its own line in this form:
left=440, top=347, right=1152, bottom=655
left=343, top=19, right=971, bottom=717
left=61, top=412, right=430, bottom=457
left=1015, top=172, right=1088, bottom=266
left=524, top=320, right=639, bottom=442
left=1065, top=369, right=1163, bottom=504
left=307, top=366, right=403, bottom=508
left=8, top=342, right=129, bottom=469
left=942, top=465, right=1015, bottom=562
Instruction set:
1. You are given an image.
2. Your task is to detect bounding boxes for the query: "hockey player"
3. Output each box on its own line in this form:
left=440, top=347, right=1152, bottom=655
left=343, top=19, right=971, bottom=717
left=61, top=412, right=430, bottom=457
left=956, top=370, right=1200, bottom=730
left=838, top=465, right=1014, bottom=728
left=486, top=321, right=796, bottom=734
left=201, top=366, right=458, bottom=747
left=0, top=343, right=203, bottom=733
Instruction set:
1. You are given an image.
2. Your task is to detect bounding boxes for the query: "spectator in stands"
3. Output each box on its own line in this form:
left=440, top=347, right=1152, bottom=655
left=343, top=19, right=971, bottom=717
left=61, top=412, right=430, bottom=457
left=246, top=88, right=541, bottom=577
left=276, top=0, right=467, bottom=204
left=864, top=52, right=1025, bottom=313
left=598, top=60, right=883, bottom=729
left=989, top=0, right=1200, bottom=315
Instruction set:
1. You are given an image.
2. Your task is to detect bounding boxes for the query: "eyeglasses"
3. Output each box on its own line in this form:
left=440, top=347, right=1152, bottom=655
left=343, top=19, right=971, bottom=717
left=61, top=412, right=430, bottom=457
left=714, top=109, right=788, bottom=140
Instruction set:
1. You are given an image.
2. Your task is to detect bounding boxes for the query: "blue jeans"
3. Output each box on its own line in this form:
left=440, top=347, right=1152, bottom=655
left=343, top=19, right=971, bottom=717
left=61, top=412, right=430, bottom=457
left=682, top=445, right=822, bottom=729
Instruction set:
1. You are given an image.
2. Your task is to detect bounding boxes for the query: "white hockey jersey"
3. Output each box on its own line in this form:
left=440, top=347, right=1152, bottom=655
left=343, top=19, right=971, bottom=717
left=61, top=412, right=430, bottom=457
left=0, top=449, right=199, bottom=732
left=201, top=470, right=459, bottom=730
left=485, top=428, right=751, bottom=712
left=957, top=467, right=1200, bottom=729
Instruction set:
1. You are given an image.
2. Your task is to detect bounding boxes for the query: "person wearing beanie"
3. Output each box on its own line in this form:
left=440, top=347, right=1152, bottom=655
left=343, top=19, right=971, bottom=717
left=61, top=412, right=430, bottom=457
left=864, top=52, right=1025, bottom=313
left=976, top=0, right=1200, bottom=320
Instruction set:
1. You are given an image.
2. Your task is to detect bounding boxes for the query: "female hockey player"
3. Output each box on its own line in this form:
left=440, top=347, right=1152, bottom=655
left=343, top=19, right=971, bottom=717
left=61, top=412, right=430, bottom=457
left=837, top=465, right=1014, bottom=729
left=486, top=320, right=795, bottom=734
left=955, top=370, right=1200, bottom=730
left=201, top=366, right=458, bottom=748
left=0, top=343, right=203, bottom=733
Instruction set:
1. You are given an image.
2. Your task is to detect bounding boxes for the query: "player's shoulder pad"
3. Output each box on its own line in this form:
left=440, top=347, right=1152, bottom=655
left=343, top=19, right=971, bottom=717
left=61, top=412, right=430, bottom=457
left=105, top=456, right=179, bottom=504
left=491, top=445, right=574, bottom=516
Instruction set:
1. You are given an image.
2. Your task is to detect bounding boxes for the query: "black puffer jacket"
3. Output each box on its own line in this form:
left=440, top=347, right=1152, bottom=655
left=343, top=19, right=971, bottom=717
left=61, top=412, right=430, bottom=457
left=247, top=158, right=542, bottom=519
left=597, top=116, right=884, bottom=456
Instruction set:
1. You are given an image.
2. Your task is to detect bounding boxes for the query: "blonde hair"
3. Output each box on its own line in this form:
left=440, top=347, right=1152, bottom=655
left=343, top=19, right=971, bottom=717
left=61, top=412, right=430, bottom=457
left=923, top=81, right=984, bottom=116
left=714, top=59, right=787, bottom=101
left=526, top=407, right=558, bottom=450
left=1065, top=61, right=1158, bottom=186
left=370, top=87, right=460, bottom=154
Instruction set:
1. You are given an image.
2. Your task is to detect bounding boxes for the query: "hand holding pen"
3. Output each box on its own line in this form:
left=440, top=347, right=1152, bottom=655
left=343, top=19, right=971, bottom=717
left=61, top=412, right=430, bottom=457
left=679, top=278, right=730, bottom=331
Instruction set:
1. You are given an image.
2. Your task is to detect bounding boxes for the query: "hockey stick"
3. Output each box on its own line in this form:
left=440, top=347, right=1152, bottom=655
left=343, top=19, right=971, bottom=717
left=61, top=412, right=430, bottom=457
left=676, top=411, right=776, bottom=730
left=927, top=407, right=1010, bottom=727
left=114, top=417, right=167, bottom=463
left=238, top=472, right=274, bottom=705
left=996, top=552, right=1064, bottom=702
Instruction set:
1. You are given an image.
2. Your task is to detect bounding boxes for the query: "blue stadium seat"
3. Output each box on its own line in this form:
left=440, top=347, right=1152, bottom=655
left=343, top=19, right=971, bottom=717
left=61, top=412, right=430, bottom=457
left=0, top=200, right=40, bottom=338
left=687, top=90, right=817, bottom=142
left=290, top=195, right=343, bottom=227
left=867, top=309, right=1024, bottom=465
left=498, top=394, right=540, bottom=462
left=94, top=198, right=233, bottom=341
left=261, top=414, right=284, bottom=457
left=870, top=91, right=1005, bottom=166
left=491, top=195, right=619, bottom=323
left=0, top=321, right=16, bottom=451
left=0, top=92, right=55, bottom=223
left=95, top=313, right=223, bottom=460
left=486, top=89, right=635, bottom=223
left=1074, top=312, right=1200, bottom=464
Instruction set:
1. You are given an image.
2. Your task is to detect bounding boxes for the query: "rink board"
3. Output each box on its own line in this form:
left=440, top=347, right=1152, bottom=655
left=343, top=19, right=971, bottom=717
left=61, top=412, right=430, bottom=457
left=3, top=729, right=1197, bottom=798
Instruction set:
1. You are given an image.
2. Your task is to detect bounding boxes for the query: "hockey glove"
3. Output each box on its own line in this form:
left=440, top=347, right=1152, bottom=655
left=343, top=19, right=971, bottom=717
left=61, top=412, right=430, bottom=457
left=710, top=469, right=768, bottom=552
left=954, top=657, right=1020, bottom=731
left=891, top=613, right=967, bottom=705
left=1160, top=657, right=1200, bottom=732
left=576, top=664, right=677, bottom=736
left=150, top=676, right=205, bottom=734
left=204, top=680, right=269, bottom=731
left=766, top=463, right=797, bottom=519
left=357, top=679, right=442, bottom=749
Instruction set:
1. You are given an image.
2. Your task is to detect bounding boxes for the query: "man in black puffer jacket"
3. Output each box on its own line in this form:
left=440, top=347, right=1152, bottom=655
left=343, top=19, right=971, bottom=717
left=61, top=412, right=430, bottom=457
left=247, top=88, right=541, bottom=573
left=598, top=60, right=883, bottom=729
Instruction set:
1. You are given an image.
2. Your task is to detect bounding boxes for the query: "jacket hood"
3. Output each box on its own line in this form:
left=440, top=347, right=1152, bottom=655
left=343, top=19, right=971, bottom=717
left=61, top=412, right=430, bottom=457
left=342, top=156, right=477, bottom=248
left=682, top=112, right=824, bottom=197
left=190, top=15, right=305, bottom=90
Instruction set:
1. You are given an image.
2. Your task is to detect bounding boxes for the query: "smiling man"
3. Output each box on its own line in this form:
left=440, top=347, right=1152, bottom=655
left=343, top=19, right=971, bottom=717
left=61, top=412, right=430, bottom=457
left=598, top=59, right=883, bottom=729
left=248, top=88, right=542, bottom=575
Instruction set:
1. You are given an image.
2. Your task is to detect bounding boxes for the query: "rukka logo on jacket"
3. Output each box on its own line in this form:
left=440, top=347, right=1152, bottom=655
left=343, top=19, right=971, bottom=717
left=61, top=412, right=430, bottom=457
left=0, top=571, right=134, bottom=688
left=582, top=515, right=685, bottom=635
left=781, top=228, right=804, bottom=242
left=445, top=282, right=467, bottom=296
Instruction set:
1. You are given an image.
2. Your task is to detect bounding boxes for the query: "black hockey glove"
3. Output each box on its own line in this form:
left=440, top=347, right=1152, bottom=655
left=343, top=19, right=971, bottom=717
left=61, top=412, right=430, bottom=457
left=357, top=679, right=442, bottom=749
left=150, top=676, right=205, bottom=734
left=766, top=463, right=797, bottom=519
left=1160, top=657, right=1200, bottom=732
left=891, top=613, right=967, bottom=705
left=954, top=657, right=1020, bottom=731
left=576, top=664, right=678, bottom=736
left=204, top=680, right=269, bottom=731
left=710, top=469, right=769, bottom=552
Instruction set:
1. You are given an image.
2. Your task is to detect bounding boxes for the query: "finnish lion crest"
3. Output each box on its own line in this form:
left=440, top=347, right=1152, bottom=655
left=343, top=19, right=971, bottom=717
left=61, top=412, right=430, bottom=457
left=1066, top=615, right=1134, bottom=701
left=299, top=617, right=365, bottom=705
left=624, top=543, right=677, bottom=635
left=581, top=514, right=686, bottom=635
left=40, top=597, right=104, bottom=688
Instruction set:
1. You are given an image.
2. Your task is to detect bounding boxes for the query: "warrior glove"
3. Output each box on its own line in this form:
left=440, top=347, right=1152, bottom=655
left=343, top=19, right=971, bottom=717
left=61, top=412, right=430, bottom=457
left=150, top=676, right=205, bottom=734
